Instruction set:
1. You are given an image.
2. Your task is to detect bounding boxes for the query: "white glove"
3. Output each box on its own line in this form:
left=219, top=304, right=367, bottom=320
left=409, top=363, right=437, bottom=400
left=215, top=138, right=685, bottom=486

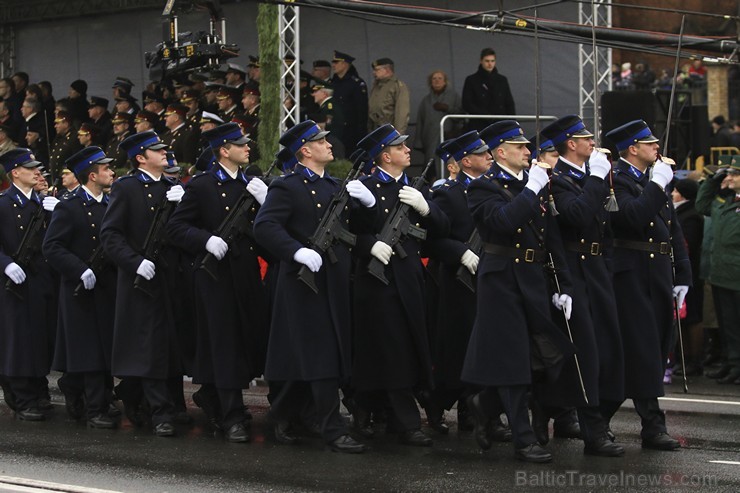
left=205, top=236, right=229, bottom=260
left=398, top=186, right=430, bottom=216
left=673, top=285, right=689, bottom=310
left=136, top=259, right=156, bottom=280
left=525, top=164, right=550, bottom=194
left=246, top=178, right=268, bottom=206
left=460, top=249, right=479, bottom=275
left=552, top=293, right=573, bottom=320
left=293, top=247, right=322, bottom=272
left=650, top=160, right=674, bottom=189
left=588, top=150, right=611, bottom=179
left=166, top=185, right=185, bottom=203
left=80, top=268, right=96, bottom=290
left=346, top=180, right=376, bottom=208
left=42, top=196, right=60, bottom=212
left=370, top=241, right=393, bottom=265
left=4, top=262, right=26, bottom=285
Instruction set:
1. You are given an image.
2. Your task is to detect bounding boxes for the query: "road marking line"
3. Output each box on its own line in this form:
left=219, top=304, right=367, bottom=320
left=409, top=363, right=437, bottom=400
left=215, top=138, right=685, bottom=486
left=0, top=476, right=122, bottom=493
left=709, top=460, right=740, bottom=466
left=659, top=397, right=740, bottom=406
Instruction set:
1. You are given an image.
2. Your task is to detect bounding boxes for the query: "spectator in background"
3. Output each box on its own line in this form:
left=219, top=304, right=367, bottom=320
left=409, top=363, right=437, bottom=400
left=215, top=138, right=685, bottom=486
left=312, top=60, right=332, bottom=83
left=22, top=97, right=49, bottom=165
left=38, top=81, right=56, bottom=131
left=710, top=115, right=734, bottom=148
left=0, top=77, right=23, bottom=122
left=415, top=70, right=462, bottom=166
left=688, top=59, right=707, bottom=79
left=0, top=99, right=23, bottom=144
left=462, top=48, right=515, bottom=131
left=368, top=57, right=410, bottom=134
left=631, top=62, right=655, bottom=91
left=611, top=63, right=621, bottom=86
left=11, top=71, right=29, bottom=99
left=671, top=178, right=704, bottom=377
left=68, top=79, right=89, bottom=126
left=330, top=50, right=368, bottom=155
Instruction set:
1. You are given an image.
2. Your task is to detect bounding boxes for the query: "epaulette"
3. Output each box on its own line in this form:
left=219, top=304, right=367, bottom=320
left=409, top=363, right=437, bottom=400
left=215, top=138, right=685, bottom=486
left=115, top=174, right=136, bottom=182
left=62, top=192, right=80, bottom=201
left=359, top=174, right=374, bottom=184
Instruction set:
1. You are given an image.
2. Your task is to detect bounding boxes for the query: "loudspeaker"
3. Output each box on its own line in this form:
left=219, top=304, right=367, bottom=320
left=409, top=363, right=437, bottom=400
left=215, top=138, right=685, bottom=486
left=600, top=91, right=657, bottom=150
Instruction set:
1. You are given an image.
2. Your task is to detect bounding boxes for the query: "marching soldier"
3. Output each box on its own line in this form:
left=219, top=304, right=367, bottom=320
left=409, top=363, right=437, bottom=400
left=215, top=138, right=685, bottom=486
left=100, top=131, right=185, bottom=436
left=463, top=120, right=575, bottom=463
left=602, top=120, right=691, bottom=450
left=541, top=115, right=626, bottom=456
left=423, top=131, right=510, bottom=441
left=0, top=148, right=58, bottom=420
left=254, top=120, right=375, bottom=453
left=42, top=146, right=117, bottom=429
left=168, top=123, right=269, bottom=442
left=350, top=124, right=449, bottom=446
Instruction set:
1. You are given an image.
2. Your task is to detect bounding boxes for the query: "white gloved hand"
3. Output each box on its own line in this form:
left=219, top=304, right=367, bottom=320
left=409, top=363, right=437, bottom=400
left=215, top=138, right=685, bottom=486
left=246, top=178, right=268, bottom=206
left=4, top=262, right=26, bottom=285
left=136, top=259, right=156, bottom=280
left=552, top=293, right=573, bottom=320
left=42, top=196, right=60, bottom=212
left=588, top=149, right=611, bottom=179
left=293, top=247, right=322, bottom=272
left=525, top=164, right=550, bottom=194
left=205, top=236, right=229, bottom=260
left=460, top=249, right=479, bottom=275
left=398, top=186, right=430, bottom=216
left=370, top=241, right=393, bottom=265
left=346, top=180, right=376, bottom=208
left=166, top=185, right=185, bottom=202
left=673, top=285, right=689, bottom=310
left=80, top=268, right=96, bottom=290
left=650, top=160, right=674, bottom=189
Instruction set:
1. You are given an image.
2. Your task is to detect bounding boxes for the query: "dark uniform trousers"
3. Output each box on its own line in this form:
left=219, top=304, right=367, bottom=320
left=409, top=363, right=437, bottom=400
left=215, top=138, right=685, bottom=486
left=269, top=379, right=346, bottom=442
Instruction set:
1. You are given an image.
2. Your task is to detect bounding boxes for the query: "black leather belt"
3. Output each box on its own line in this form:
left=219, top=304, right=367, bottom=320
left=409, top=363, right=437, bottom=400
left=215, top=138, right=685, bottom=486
left=565, top=241, right=603, bottom=256
left=483, top=243, right=547, bottom=263
left=612, top=238, right=671, bottom=255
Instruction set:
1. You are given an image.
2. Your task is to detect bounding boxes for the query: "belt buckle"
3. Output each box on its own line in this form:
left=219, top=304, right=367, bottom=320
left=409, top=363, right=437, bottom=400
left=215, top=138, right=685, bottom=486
left=524, top=248, right=536, bottom=263
left=590, top=242, right=601, bottom=255
left=659, top=242, right=670, bottom=255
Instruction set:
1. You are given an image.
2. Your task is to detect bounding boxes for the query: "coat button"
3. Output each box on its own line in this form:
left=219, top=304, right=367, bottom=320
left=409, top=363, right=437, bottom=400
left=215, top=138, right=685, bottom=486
left=648, top=238, right=653, bottom=242
left=317, top=203, right=322, bottom=208
left=376, top=184, right=380, bottom=188
left=16, top=214, right=20, bottom=218
left=580, top=238, right=585, bottom=244
left=650, top=253, right=655, bottom=259
left=88, top=212, right=92, bottom=216
left=92, top=236, right=96, bottom=240
left=311, top=190, right=316, bottom=195
left=304, top=180, right=308, bottom=184
left=151, top=206, right=155, bottom=211
left=581, top=255, right=586, bottom=260
left=91, top=223, right=95, bottom=227
left=384, top=209, right=389, bottom=213
left=225, top=206, right=230, bottom=211
left=381, top=196, right=385, bottom=200
left=19, top=225, right=23, bottom=230
left=515, top=258, right=520, bottom=263
left=222, top=193, right=226, bottom=197
left=147, top=193, right=152, bottom=198
left=649, top=221, right=654, bottom=227
left=515, top=243, right=520, bottom=248
left=144, top=184, right=149, bottom=188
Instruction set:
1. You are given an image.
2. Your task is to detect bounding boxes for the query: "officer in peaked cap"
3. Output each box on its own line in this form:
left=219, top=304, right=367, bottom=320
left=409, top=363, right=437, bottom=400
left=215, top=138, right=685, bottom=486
left=133, top=110, right=159, bottom=134
left=247, top=56, right=261, bottom=84
left=348, top=124, right=448, bottom=447
left=112, top=76, right=134, bottom=97
left=42, top=146, right=117, bottom=429
left=167, top=121, right=266, bottom=443
left=602, top=119, right=690, bottom=451
left=0, top=148, right=57, bottom=421
left=253, top=119, right=376, bottom=453
left=331, top=50, right=368, bottom=155
left=107, top=112, right=134, bottom=170
left=180, top=89, right=202, bottom=127
left=536, top=114, right=626, bottom=457
left=100, top=129, right=184, bottom=436
left=161, top=103, right=199, bottom=166
left=217, top=85, right=242, bottom=122
left=199, top=111, right=224, bottom=132
left=225, top=63, right=247, bottom=89
left=311, top=81, right=344, bottom=143
left=312, top=59, right=332, bottom=82
left=423, top=130, right=511, bottom=441
left=463, top=119, right=575, bottom=463
left=50, top=110, right=83, bottom=177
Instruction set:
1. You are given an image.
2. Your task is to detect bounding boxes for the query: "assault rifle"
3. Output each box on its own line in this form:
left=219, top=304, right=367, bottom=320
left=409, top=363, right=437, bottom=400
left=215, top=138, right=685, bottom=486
left=4, top=203, right=46, bottom=301
left=134, top=195, right=177, bottom=297
left=199, top=160, right=276, bottom=281
left=455, top=227, right=482, bottom=293
left=297, top=150, right=367, bottom=294
left=367, top=159, right=434, bottom=285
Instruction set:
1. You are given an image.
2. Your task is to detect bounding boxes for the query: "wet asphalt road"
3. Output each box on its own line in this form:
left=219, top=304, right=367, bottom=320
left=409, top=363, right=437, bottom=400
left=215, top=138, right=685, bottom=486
left=0, top=374, right=738, bottom=492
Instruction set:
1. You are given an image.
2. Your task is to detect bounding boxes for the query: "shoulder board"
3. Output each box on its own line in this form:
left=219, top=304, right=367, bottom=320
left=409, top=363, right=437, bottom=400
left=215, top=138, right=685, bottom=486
left=115, top=174, right=136, bottom=182
left=359, top=174, right=374, bottom=184
left=62, top=193, right=80, bottom=201
left=190, top=172, right=211, bottom=182
left=327, top=102, right=333, bottom=110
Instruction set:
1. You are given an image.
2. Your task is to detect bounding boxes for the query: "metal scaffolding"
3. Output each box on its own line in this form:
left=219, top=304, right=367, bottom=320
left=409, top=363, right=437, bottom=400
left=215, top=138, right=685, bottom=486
left=578, top=1, right=612, bottom=139
left=278, top=4, right=300, bottom=133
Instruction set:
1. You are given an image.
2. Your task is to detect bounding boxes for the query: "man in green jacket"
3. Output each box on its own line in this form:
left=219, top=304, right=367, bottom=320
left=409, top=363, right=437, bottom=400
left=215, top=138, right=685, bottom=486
left=695, top=156, right=740, bottom=384
left=368, top=58, right=410, bottom=133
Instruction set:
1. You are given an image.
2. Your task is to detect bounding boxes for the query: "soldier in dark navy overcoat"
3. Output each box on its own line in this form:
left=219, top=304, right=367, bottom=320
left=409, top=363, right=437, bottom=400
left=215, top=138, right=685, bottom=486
left=602, top=120, right=691, bottom=451
left=168, top=123, right=269, bottom=443
left=42, top=146, right=118, bottom=428
left=462, top=120, right=576, bottom=463
left=0, top=148, right=56, bottom=420
left=254, top=120, right=374, bottom=453
left=350, top=124, right=449, bottom=447
left=423, top=132, right=500, bottom=436
left=543, top=115, right=626, bottom=457
left=100, top=131, right=184, bottom=436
